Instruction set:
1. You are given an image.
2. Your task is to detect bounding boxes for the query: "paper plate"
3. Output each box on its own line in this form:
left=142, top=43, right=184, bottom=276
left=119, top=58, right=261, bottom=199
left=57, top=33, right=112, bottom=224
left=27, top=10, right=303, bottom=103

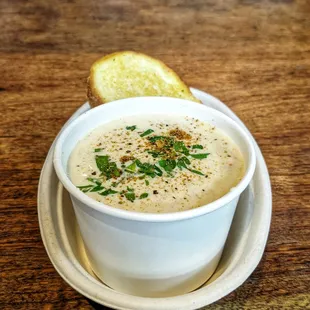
left=38, top=88, right=272, bottom=310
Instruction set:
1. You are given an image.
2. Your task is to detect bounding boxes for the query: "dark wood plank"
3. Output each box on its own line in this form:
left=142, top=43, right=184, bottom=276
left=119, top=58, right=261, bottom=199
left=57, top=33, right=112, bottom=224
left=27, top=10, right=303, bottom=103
left=0, top=0, right=309, bottom=309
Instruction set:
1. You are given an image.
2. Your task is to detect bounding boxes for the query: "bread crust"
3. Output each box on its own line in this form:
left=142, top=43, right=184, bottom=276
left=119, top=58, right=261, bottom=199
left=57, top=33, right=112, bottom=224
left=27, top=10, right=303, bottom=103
left=87, top=51, right=200, bottom=107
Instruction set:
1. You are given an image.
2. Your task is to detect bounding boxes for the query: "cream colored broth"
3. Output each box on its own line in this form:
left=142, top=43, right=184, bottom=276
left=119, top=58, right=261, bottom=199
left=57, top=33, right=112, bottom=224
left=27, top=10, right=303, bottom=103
left=68, top=115, right=245, bottom=213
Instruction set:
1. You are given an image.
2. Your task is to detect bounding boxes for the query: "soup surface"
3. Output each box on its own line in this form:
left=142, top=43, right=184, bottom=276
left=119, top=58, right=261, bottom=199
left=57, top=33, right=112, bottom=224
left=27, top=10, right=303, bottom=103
left=69, top=115, right=245, bottom=213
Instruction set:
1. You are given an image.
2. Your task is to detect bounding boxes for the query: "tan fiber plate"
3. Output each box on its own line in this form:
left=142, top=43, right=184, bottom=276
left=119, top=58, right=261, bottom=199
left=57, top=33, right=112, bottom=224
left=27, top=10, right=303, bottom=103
left=38, top=89, right=272, bottom=310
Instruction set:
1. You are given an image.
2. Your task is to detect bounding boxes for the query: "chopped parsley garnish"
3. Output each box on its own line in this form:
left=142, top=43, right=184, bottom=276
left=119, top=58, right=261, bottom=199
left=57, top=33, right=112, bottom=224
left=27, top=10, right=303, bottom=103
left=148, top=135, right=174, bottom=147
left=81, top=188, right=92, bottom=193
left=187, top=168, right=204, bottom=176
left=139, top=193, right=148, bottom=199
left=176, top=156, right=190, bottom=169
left=87, top=177, right=102, bottom=185
left=147, top=150, right=162, bottom=158
left=95, top=155, right=122, bottom=179
left=173, top=141, right=189, bottom=155
left=100, top=188, right=118, bottom=196
left=125, top=161, right=137, bottom=173
left=154, top=165, right=163, bottom=176
left=77, top=185, right=93, bottom=193
left=77, top=185, right=93, bottom=189
left=148, top=135, right=164, bottom=143
left=77, top=182, right=105, bottom=193
left=79, top=125, right=211, bottom=202
left=158, top=159, right=176, bottom=173
left=192, top=144, right=203, bottom=150
left=125, top=191, right=135, bottom=202
left=126, top=125, right=137, bottom=131
left=190, top=153, right=210, bottom=159
left=90, top=185, right=105, bottom=192
left=140, top=129, right=154, bottom=137
left=136, top=160, right=162, bottom=177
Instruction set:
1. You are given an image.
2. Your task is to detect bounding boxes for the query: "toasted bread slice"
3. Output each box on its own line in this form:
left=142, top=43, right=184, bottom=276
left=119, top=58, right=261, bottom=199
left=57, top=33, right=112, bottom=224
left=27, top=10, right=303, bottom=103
left=87, top=51, right=200, bottom=106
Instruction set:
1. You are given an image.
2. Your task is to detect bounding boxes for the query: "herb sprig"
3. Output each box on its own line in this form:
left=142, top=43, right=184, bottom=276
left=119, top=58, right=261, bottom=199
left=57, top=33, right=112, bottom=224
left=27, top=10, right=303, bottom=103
left=126, top=125, right=137, bottom=131
left=96, top=155, right=122, bottom=180
left=140, top=129, right=154, bottom=137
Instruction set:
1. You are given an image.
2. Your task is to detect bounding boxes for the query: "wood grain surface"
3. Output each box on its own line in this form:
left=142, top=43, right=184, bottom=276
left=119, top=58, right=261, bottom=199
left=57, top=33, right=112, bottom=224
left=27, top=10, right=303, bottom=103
left=0, top=0, right=309, bottom=309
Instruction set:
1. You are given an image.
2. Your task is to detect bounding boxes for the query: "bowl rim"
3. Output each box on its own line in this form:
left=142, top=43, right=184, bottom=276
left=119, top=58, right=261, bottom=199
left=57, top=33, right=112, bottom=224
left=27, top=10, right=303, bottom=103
left=53, top=96, right=256, bottom=222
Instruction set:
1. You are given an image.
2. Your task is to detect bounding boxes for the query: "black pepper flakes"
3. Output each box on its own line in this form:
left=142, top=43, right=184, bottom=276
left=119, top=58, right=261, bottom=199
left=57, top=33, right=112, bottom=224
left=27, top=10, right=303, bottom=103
left=153, top=190, right=158, bottom=195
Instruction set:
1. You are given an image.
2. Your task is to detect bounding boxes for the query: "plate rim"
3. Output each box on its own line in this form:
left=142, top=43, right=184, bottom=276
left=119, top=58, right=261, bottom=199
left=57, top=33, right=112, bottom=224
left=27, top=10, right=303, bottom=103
left=38, top=89, right=272, bottom=310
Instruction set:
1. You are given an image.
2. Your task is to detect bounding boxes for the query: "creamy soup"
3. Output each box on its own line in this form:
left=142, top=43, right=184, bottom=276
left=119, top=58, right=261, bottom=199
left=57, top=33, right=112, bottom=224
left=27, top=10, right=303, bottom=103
left=68, top=115, right=245, bottom=213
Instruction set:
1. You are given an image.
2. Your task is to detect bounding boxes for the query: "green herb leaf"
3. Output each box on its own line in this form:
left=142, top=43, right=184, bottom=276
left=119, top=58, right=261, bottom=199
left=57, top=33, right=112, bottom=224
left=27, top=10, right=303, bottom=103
left=139, top=193, right=149, bottom=199
left=184, top=157, right=191, bottom=165
left=192, top=144, right=203, bottom=150
left=126, top=125, right=137, bottom=131
left=174, top=141, right=189, bottom=155
left=158, top=159, right=176, bottom=173
left=125, top=191, right=136, bottom=202
left=87, top=177, right=102, bottom=185
left=95, top=155, right=122, bottom=180
left=94, top=148, right=104, bottom=152
left=187, top=168, right=204, bottom=176
left=111, top=182, right=118, bottom=187
left=77, top=185, right=93, bottom=193
left=82, top=188, right=92, bottom=193
left=77, top=185, right=93, bottom=189
left=90, top=185, right=105, bottom=192
left=140, top=129, right=154, bottom=137
left=145, top=180, right=149, bottom=186
left=176, top=157, right=190, bottom=169
left=135, top=159, right=143, bottom=168
left=127, top=186, right=134, bottom=192
left=100, top=188, right=118, bottom=196
left=154, top=165, right=163, bottom=176
left=136, top=160, right=162, bottom=178
left=190, top=153, right=210, bottom=159
left=147, top=150, right=162, bottom=158
left=95, top=155, right=109, bottom=171
left=125, top=161, right=137, bottom=173
left=148, top=135, right=175, bottom=147
left=148, top=135, right=164, bottom=143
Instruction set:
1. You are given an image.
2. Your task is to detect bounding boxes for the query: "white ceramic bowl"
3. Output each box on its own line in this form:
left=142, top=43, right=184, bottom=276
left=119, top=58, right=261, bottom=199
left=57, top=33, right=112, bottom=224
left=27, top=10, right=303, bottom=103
left=53, top=97, right=256, bottom=298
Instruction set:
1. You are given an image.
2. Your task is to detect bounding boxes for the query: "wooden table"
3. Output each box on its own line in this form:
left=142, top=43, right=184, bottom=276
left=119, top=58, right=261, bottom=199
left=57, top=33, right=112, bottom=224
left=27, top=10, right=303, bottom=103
left=1, top=0, right=309, bottom=309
